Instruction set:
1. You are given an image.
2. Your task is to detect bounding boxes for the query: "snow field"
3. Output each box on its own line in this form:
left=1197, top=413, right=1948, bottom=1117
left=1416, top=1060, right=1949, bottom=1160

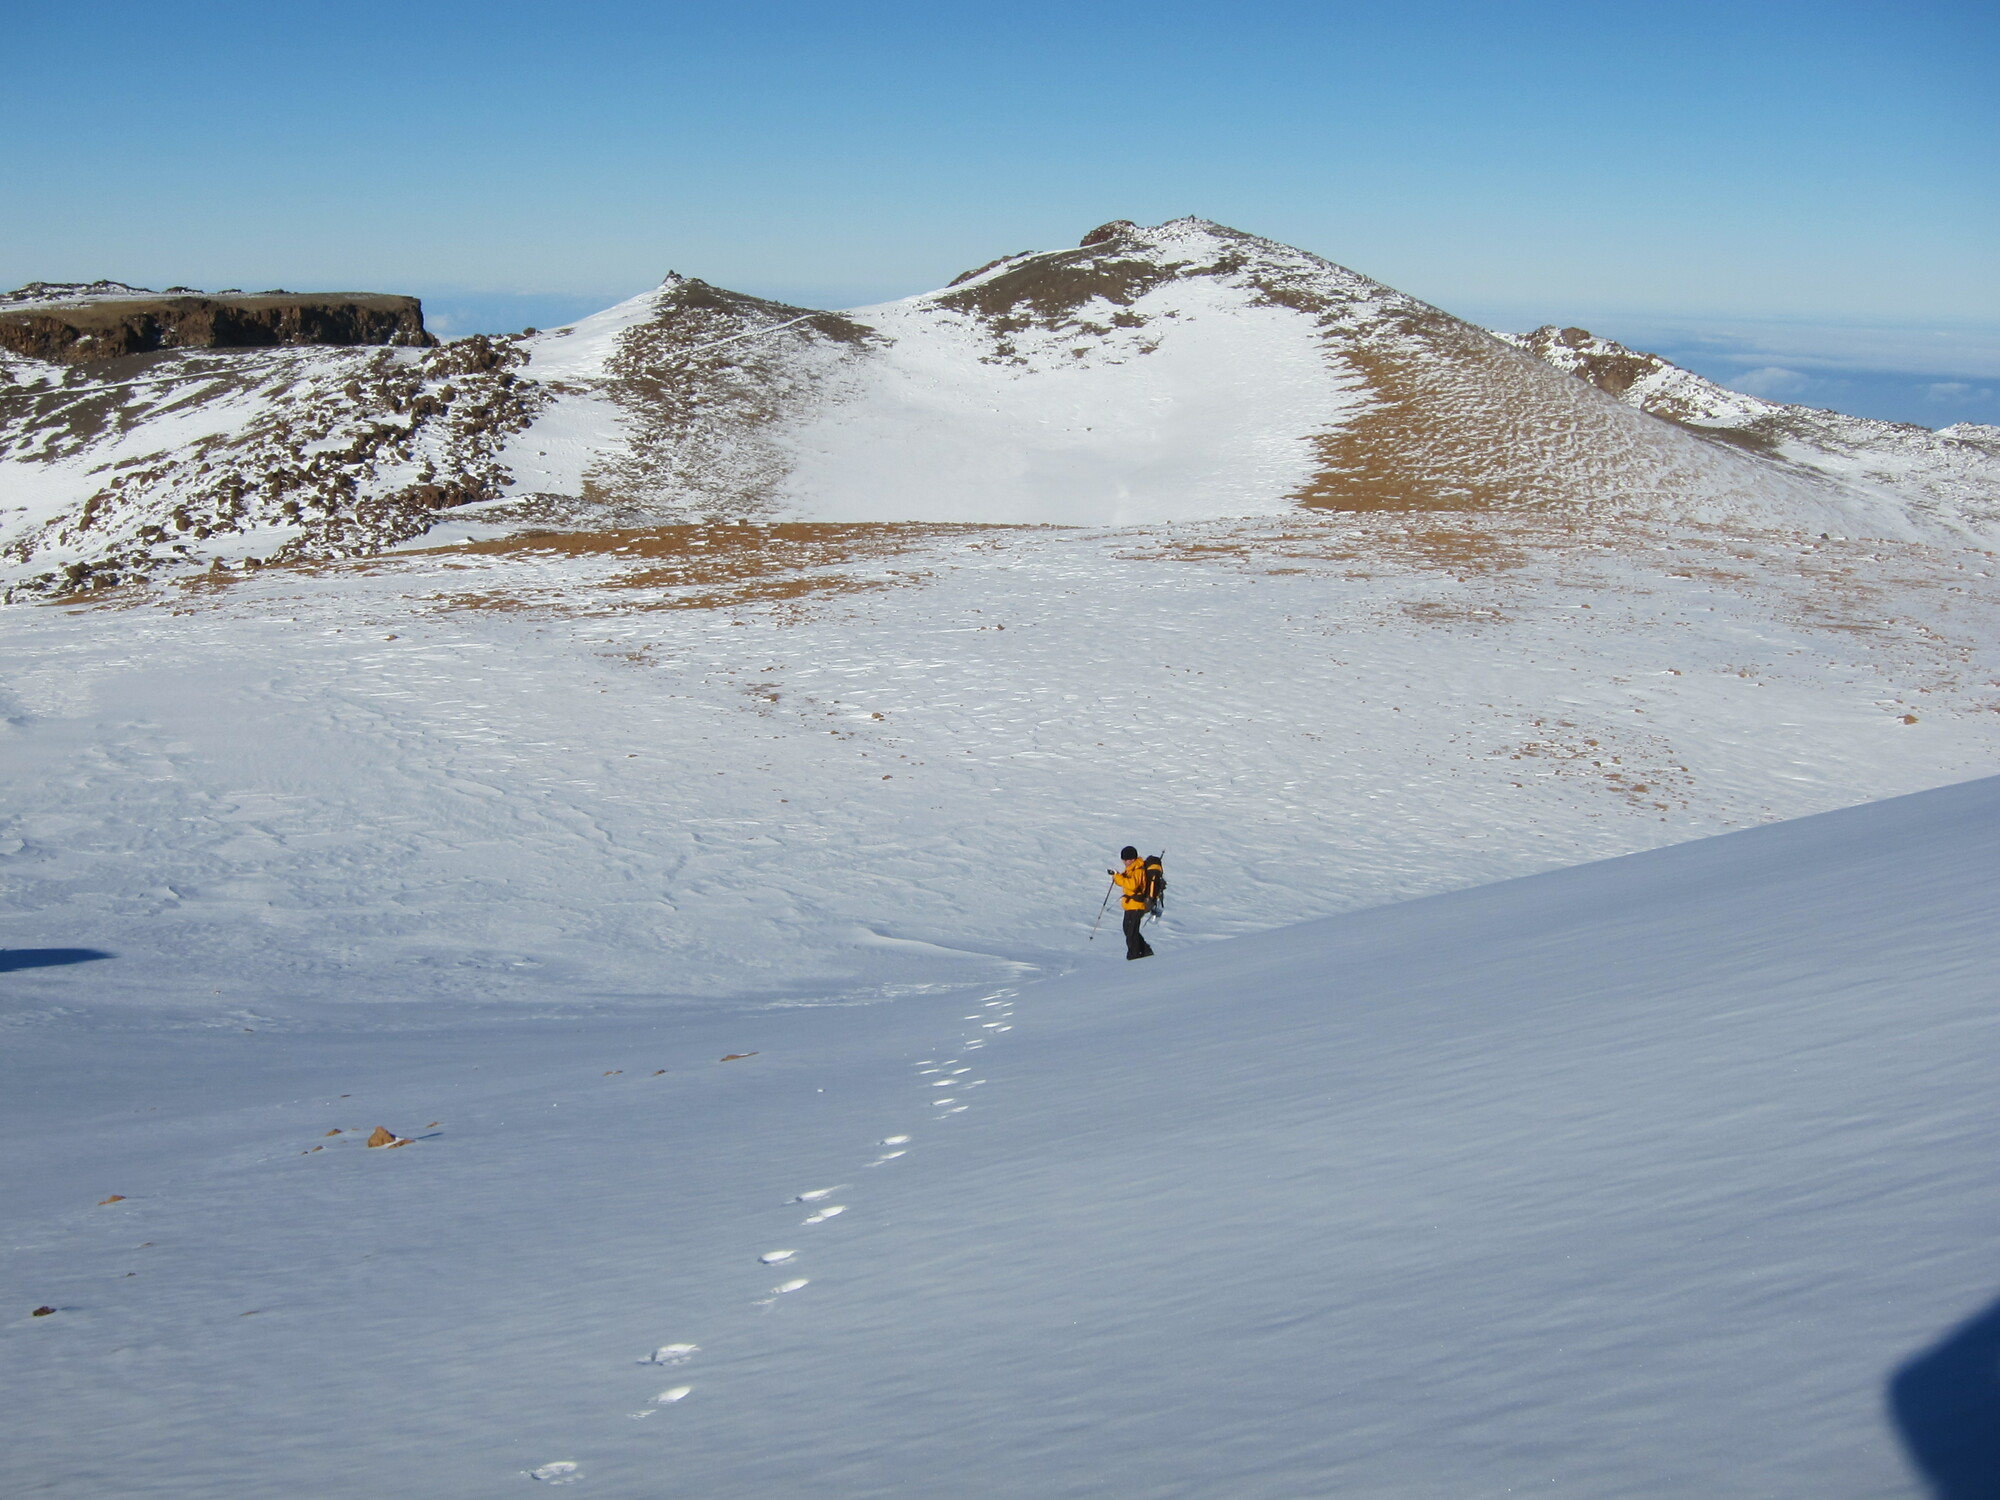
left=7, top=777, right=1995, bottom=1496
left=4, top=510, right=1999, bottom=1495
left=774, top=275, right=1372, bottom=525
left=2, top=517, right=1996, bottom=1018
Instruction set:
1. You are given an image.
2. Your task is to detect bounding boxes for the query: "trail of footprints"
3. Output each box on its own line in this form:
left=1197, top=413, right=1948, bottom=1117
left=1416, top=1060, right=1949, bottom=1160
left=526, top=990, right=1020, bottom=1482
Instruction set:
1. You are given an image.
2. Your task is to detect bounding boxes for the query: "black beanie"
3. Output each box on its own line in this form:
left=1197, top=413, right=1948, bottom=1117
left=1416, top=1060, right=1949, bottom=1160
left=1120, top=846, right=1139, bottom=860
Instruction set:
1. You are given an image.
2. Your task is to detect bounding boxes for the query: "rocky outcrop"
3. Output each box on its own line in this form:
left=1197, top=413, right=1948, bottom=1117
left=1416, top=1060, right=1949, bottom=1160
left=0, top=332, right=541, bottom=598
left=0, top=288, right=436, bottom=363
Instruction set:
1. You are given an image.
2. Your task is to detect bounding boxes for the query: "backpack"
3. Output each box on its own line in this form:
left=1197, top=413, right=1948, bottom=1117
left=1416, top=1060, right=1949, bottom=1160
left=1139, top=855, right=1166, bottom=917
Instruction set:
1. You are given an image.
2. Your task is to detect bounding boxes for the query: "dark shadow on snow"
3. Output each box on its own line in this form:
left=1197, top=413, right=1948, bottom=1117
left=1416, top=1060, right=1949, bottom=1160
left=0, top=947, right=113, bottom=973
left=1891, top=1295, right=2000, bottom=1499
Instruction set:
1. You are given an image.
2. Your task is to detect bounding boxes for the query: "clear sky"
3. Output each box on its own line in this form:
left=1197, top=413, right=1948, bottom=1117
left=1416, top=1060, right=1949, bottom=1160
left=5, top=0, right=1995, bottom=423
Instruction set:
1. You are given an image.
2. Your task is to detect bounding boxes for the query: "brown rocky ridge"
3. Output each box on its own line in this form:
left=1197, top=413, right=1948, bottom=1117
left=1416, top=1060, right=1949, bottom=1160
left=0, top=284, right=435, bottom=363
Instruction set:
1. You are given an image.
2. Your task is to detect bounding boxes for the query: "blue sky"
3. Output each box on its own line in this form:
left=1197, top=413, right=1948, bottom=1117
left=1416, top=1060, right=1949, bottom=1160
left=5, top=0, right=1994, bottom=424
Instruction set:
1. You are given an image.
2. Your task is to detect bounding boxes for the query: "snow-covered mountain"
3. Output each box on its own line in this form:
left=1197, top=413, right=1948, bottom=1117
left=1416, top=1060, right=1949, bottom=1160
left=6, top=218, right=1999, bottom=598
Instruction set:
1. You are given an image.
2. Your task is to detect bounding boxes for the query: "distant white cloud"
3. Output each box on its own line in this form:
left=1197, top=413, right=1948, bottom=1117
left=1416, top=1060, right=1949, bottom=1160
left=1923, top=381, right=1995, bottom=403
left=1728, top=366, right=1813, bottom=398
left=1473, top=307, right=2000, bottom=383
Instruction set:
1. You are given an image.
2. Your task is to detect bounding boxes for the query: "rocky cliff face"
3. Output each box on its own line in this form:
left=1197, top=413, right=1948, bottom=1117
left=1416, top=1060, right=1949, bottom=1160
left=0, top=285, right=435, bottom=363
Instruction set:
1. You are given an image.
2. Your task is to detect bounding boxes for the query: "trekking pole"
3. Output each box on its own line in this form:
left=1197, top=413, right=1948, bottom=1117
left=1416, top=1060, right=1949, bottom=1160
left=1088, top=877, right=1116, bottom=940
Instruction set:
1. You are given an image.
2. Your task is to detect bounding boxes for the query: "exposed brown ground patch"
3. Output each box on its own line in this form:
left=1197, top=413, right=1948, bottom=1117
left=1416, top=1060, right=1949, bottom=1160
left=1280, top=301, right=1787, bottom=518
left=1501, top=718, right=1692, bottom=812
left=1404, top=598, right=1513, bottom=626
left=1115, top=512, right=1543, bottom=578
left=1297, top=335, right=1653, bottom=512
left=393, top=521, right=1020, bottom=617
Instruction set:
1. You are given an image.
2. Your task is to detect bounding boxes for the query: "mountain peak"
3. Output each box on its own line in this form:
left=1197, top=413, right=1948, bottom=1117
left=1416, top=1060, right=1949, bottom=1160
left=4, top=220, right=1997, bottom=596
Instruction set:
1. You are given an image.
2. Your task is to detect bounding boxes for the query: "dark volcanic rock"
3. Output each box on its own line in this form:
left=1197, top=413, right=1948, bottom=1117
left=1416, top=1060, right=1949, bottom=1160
left=0, top=290, right=437, bottom=363
left=1079, top=220, right=1139, bottom=247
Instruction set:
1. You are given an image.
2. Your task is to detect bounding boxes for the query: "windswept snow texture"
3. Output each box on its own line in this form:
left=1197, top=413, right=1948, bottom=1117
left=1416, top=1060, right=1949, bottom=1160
left=4, top=515, right=1999, bottom=1011
left=1510, top=324, right=2000, bottom=538
left=5, top=771, right=1996, bottom=1498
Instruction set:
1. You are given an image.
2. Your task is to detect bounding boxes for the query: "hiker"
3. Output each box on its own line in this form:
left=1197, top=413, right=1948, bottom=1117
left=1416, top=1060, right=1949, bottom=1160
left=1109, top=845, right=1160, bottom=960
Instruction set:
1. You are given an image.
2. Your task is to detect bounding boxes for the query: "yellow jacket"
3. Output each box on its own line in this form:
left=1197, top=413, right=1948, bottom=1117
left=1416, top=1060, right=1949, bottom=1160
left=1113, top=857, right=1151, bottom=911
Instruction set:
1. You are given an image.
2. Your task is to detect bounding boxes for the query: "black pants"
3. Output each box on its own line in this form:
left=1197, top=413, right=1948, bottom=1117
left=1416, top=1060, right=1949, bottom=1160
left=1122, top=907, right=1154, bottom=960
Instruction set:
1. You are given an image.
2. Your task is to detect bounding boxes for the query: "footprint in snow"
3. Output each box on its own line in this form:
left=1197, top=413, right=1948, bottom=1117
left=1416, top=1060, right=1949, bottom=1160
left=633, top=1386, right=692, bottom=1412
left=803, top=1205, right=845, bottom=1224
left=871, top=1151, right=906, bottom=1163
left=790, top=1186, right=841, bottom=1203
left=881, top=1136, right=910, bottom=1146
left=759, top=1249, right=797, bottom=1265
left=642, top=1343, right=699, bottom=1366
left=772, top=1278, right=809, bottom=1294
left=526, top=1462, right=580, bottom=1484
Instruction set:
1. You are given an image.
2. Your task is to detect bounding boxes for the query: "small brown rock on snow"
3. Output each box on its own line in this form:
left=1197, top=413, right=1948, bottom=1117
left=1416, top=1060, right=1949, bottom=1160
left=366, top=1126, right=398, bottom=1148
left=98, top=1195, right=126, bottom=1205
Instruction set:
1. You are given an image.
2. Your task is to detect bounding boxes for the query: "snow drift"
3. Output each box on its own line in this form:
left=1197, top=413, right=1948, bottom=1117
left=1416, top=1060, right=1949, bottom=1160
left=7, top=772, right=1995, bottom=1497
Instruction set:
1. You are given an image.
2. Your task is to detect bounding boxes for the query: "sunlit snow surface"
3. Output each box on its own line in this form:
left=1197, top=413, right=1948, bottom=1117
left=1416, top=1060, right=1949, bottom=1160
left=4, top=517, right=2000, bottom=1497
left=775, top=275, right=1370, bottom=524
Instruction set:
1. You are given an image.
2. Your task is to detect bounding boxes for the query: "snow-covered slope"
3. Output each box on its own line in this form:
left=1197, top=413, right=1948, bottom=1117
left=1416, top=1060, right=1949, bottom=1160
left=5, top=510, right=1998, bottom=1011
left=1510, top=323, right=2000, bottom=536
left=510, top=217, right=1909, bottom=535
left=9, top=219, right=1999, bottom=599
left=7, top=760, right=1994, bottom=1498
